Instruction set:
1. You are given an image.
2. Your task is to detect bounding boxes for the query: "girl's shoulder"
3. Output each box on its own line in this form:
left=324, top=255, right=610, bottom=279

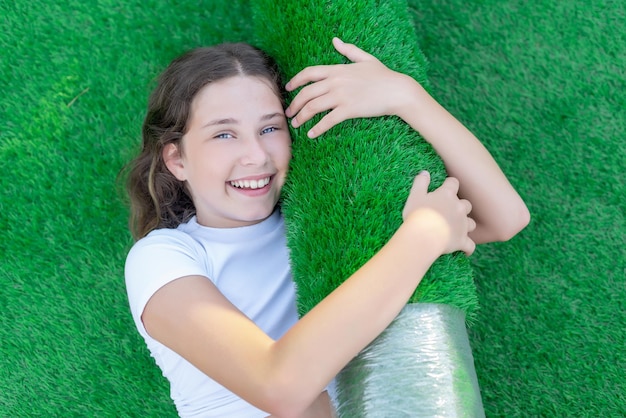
left=130, top=223, right=199, bottom=252
left=124, top=222, right=211, bottom=327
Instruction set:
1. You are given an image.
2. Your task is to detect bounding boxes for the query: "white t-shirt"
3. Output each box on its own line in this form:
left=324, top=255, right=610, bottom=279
left=125, top=209, right=299, bottom=417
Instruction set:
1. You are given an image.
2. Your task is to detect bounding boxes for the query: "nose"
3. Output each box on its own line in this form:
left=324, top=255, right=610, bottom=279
left=240, top=134, right=270, bottom=166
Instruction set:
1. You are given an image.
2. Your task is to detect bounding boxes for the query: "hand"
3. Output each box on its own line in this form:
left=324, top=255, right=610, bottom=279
left=402, top=171, right=477, bottom=256
left=285, top=37, right=415, bottom=138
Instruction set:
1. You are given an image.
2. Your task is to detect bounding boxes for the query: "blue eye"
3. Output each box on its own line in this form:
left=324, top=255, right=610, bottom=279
left=261, top=127, right=278, bottom=135
left=214, top=133, right=233, bottom=139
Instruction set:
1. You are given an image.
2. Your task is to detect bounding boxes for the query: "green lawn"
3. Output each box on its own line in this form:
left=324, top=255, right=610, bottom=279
left=1, top=0, right=624, bottom=416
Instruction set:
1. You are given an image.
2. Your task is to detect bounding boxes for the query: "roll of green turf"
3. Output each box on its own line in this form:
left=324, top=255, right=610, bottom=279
left=251, top=0, right=477, bottom=319
left=250, top=0, right=483, bottom=415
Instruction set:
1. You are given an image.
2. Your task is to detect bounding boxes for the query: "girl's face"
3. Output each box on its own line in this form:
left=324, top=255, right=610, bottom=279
left=164, top=76, right=291, bottom=228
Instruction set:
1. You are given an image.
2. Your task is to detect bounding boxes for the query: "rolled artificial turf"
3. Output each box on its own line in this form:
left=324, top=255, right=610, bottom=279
left=251, top=0, right=478, bottom=321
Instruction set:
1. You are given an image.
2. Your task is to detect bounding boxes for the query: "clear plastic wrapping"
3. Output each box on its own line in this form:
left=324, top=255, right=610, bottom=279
left=335, top=303, right=485, bottom=417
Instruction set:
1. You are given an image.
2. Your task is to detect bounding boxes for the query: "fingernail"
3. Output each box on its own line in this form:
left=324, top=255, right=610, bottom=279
left=307, top=129, right=314, bottom=138
left=419, top=170, right=430, bottom=176
left=334, top=37, right=344, bottom=44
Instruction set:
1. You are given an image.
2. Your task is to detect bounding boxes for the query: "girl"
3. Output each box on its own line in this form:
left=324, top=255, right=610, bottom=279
left=125, top=37, right=529, bottom=418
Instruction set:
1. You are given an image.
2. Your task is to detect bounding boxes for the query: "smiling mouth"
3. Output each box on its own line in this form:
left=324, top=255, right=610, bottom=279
left=229, top=176, right=271, bottom=190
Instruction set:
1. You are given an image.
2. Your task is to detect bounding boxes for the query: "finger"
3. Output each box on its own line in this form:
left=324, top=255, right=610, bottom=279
left=291, top=94, right=338, bottom=131
left=411, top=171, right=431, bottom=195
left=402, top=171, right=431, bottom=220
left=286, top=81, right=330, bottom=120
left=286, top=65, right=333, bottom=92
left=308, top=108, right=348, bottom=138
left=461, top=199, right=472, bottom=215
left=463, top=238, right=476, bottom=257
left=332, top=37, right=377, bottom=63
left=468, top=217, right=477, bottom=232
left=441, top=176, right=460, bottom=194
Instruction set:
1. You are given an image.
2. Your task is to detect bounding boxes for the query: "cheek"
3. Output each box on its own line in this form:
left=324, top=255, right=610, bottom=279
left=283, top=145, right=293, bottom=166
left=281, top=136, right=293, bottom=164
left=269, top=136, right=292, bottom=168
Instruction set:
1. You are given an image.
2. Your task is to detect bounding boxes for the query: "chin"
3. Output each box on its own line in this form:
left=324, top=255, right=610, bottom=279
left=239, top=206, right=276, bottom=224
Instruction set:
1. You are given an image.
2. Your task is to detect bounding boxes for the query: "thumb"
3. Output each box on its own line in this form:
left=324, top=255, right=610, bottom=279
left=410, top=171, right=431, bottom=195
left=332, top=37, right=377, bottom=63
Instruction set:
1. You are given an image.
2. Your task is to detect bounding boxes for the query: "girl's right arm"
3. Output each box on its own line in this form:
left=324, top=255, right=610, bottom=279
left=142, top=171, right=475, bottom=418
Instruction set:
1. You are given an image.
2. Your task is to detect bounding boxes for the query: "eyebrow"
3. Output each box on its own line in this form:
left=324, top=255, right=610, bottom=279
left=202, top=112, right=284, bottom=128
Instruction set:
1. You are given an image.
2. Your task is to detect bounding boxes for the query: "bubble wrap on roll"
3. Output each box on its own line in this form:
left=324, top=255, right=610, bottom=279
left=335, top=303, right=485, bottom=417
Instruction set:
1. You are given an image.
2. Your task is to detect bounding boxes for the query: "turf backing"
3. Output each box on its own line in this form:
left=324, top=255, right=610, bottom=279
left=1, top=0, right=624, bottom=416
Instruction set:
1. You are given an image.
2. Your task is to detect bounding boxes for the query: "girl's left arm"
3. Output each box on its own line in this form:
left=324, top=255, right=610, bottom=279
left=394, top=82, right=530, bottom=243
left=286, top=37, right=530, bottom=244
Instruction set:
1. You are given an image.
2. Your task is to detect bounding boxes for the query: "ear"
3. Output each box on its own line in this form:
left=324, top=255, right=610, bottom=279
left=163, top=143, right=187, bottom=181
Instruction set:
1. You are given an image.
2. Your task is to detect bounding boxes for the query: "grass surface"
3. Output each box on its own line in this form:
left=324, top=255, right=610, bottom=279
left=1, top=0, right=624, bottom=416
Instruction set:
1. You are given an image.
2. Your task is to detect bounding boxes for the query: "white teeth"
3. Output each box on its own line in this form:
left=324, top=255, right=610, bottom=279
left=230, top=177, right=270, bottom=189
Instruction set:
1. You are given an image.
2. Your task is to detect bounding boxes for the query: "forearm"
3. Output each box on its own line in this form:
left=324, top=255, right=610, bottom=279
left=268, top=209, right=447, bottom=415
left=396, top=79, right=530, bottom=242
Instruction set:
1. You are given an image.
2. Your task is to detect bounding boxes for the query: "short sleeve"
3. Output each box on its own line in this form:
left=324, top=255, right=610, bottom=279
left=125, top=229, right=209, bottom=335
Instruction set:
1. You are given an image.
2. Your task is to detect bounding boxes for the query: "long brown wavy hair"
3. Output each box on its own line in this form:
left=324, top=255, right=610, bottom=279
left=125, top=43, right=286, bottom=240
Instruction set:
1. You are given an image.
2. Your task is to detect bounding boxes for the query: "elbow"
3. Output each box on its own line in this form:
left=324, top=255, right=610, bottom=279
left=474, top=200, right=530, bottom=244
left=252, top=345, right=327, bottom=418
left=497, top=200, right=531, bottom=242
left=257, top=373, right=313, bottom=418
left=259, top=392, right=308, bottom=418
left=260, top=394, right=300, bottom=418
